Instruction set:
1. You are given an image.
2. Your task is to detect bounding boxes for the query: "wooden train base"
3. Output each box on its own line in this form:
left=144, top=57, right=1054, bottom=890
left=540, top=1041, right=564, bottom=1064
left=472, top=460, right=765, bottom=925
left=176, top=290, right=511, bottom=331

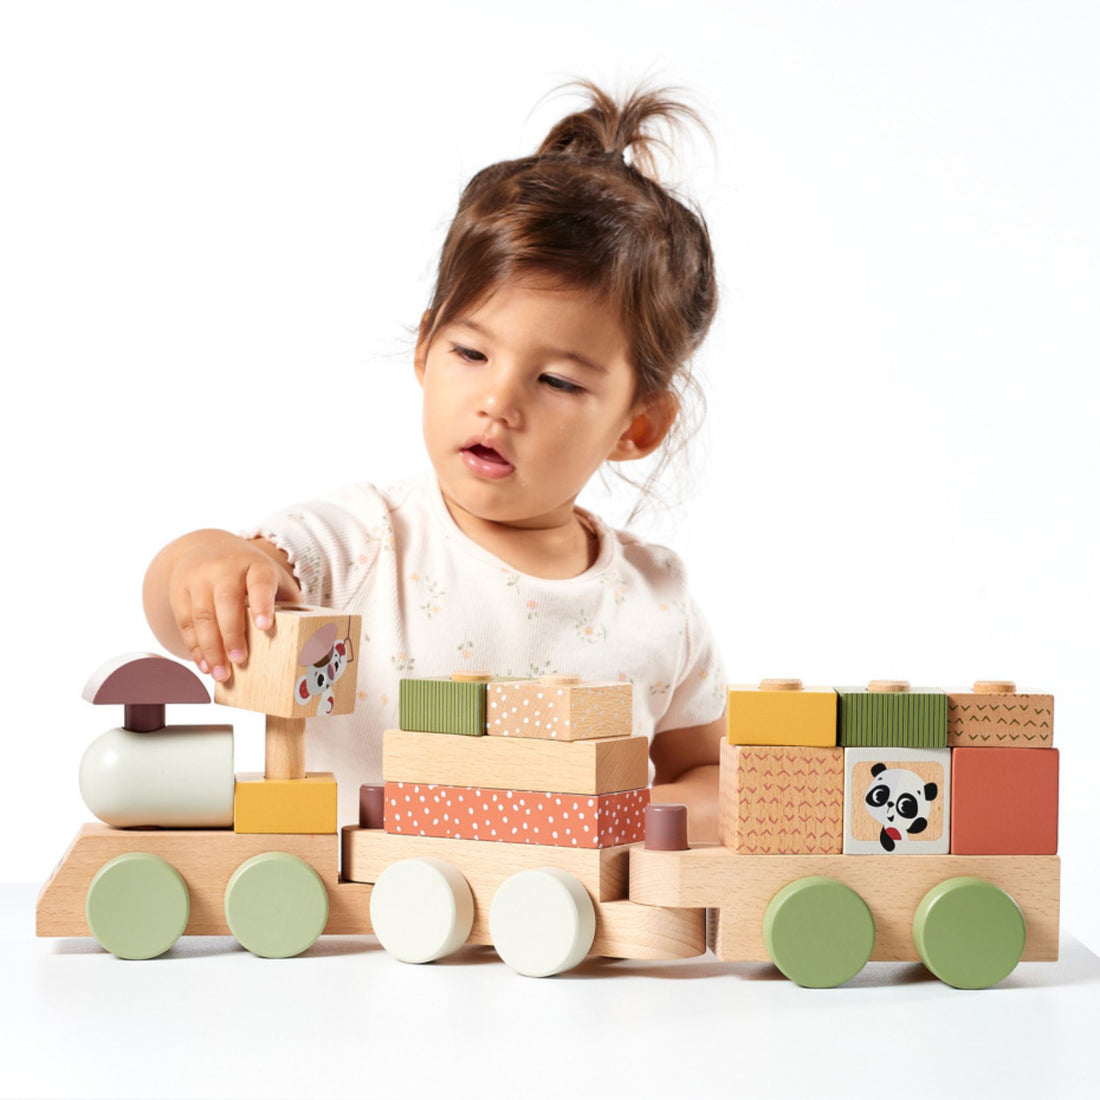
left=37, top=820, right=1058, bottom=988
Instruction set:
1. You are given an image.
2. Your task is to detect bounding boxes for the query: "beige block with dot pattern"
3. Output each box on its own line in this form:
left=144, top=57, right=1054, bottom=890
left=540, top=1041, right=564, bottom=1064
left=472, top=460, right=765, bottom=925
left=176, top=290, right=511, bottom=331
left=487, top=677, right=632, bottom=741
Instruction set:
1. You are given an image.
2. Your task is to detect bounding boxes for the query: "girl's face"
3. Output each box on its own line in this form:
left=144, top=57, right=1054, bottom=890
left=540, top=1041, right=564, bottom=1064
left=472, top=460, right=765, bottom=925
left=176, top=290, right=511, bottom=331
left=415, top=278, right=667, bottom=535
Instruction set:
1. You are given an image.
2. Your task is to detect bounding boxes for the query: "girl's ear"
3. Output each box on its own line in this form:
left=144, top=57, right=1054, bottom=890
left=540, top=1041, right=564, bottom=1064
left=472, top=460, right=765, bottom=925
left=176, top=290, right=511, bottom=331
left=414, top=311, right=432, bottom=385
left=610, top=393, right=679, bottom=461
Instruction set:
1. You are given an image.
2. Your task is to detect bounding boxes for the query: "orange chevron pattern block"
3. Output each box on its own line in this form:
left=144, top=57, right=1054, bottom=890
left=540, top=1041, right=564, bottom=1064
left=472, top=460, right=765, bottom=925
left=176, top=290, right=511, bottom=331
left=947, top=689, right=1054, bottom=748
left=718, top=742, right=844, bottom=854
left=384, top=782, right=650, bottom=849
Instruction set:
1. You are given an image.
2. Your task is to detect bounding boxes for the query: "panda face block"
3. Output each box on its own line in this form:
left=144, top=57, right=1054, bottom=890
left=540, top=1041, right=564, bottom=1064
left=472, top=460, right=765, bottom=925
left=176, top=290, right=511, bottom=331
left=844, top=748, right=951, bottom=854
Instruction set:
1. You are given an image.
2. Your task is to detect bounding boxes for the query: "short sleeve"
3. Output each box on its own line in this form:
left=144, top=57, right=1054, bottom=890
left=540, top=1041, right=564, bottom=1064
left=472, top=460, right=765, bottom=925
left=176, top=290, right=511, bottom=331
left=244, top=482, right=395, bottom=608
left=654, top=592, right=727, bottom=733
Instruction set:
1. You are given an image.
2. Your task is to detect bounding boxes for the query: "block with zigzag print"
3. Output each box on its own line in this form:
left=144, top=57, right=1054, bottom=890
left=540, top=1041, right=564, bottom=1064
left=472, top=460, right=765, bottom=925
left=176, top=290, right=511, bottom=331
left=718, top=742, right=844, bottom=854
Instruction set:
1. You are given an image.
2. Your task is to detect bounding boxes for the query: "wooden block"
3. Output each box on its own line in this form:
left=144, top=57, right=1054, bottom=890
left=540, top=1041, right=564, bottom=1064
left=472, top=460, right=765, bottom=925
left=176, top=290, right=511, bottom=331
left=947, top=684, right=1054, bottom=748
left=627, top=844, right=1060, bottom=962
left=399, top=674, right=496, bottom=735
left=718, top=741, right=843, bottom=854
left=952, top=747, right=1059, bottom=854
left=836, top=684, right=947, bottom=747
left=844, top=747, right=951, bottom=854
left=341, top=826, right=631, bottom=902
left=234, top=772, right=338, bottom=834
left=726, top=681, right=837, bottom=747
left=384, top=782, right=649, bottom=849
left=36, top=823, right=373, bottom=938
left=487, top=677, right=632, bottom=740
left=213, top=604, right=361, bottom=719
left=383, top=728, right=649, bottom=795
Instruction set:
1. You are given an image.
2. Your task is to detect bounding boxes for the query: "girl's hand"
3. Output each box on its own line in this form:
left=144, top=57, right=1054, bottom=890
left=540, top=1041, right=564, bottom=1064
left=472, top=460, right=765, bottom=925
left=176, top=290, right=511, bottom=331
left=144, top=530, right=300, bottom=681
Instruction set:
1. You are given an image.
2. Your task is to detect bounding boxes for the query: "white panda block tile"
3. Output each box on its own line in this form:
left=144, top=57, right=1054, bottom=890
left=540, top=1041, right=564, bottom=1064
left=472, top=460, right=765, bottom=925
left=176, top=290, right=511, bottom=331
left=843, top=747, right=951, bottom=854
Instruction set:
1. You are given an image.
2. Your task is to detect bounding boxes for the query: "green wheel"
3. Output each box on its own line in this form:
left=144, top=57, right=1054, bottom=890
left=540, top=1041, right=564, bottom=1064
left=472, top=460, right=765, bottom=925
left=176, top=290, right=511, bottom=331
left=763, top=876, right=876, bottom=988
left=224, top=852, right=329, bottom=958
left=913, top=876, right=1026, bottom=989
left=85, top=852, right=190, bottom=960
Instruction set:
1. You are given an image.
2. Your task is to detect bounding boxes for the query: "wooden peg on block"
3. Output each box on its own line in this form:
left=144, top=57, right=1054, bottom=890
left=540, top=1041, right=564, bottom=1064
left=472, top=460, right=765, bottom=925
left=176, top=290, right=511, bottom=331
left=265, top=715, right=307, bottom=780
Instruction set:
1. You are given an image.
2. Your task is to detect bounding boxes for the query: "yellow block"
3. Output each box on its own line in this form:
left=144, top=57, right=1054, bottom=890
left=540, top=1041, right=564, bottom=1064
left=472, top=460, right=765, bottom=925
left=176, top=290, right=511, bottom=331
left=726, top=686, right=837, bottom=746
left=234, top=773, right=338, bottom=834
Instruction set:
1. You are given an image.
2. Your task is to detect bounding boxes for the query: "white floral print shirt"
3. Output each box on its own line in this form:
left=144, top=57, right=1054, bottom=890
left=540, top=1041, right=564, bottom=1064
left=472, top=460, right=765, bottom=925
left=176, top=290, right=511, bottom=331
left=249, top=471, right=726, bottom=827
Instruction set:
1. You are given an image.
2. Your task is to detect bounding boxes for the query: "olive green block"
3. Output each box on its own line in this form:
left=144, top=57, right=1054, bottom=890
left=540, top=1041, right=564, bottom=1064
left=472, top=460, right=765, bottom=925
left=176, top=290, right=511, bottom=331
left=836, top=688, right=948, bottom=748
left=224, top=852, right=329, bottom=958
left=913, top=876, right=1026, bottom=988
left=399, top=679, right=490, bottom=736
left=85, top=852, right=190, bottom=960
left=762, top=875, right=876, bottom=987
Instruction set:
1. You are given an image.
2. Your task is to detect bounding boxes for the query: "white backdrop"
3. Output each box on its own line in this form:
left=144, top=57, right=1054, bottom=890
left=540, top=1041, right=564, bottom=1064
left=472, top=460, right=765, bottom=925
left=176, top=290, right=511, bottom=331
left=2, top=2, right=1097, bottom=950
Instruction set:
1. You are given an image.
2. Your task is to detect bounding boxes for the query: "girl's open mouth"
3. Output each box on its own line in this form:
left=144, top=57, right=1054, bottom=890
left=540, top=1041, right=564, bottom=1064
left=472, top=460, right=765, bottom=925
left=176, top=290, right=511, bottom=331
left=461, top=443, right=515, bottom=479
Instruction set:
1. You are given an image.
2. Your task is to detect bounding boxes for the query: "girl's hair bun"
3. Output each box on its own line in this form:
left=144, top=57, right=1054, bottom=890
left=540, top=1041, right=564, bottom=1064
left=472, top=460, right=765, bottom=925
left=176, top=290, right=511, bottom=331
left=536, top=80, right=702, bottom=183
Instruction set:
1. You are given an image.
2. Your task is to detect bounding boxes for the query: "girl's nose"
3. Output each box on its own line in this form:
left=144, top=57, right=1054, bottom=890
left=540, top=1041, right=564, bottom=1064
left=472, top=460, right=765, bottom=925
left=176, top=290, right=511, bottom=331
left=479, top=369, right=523, bottom=427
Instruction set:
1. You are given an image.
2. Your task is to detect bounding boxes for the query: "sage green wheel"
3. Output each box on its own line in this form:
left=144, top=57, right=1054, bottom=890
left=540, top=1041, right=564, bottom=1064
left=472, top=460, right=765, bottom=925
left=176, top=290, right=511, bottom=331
left=224, top=852, right=329, bottom=958
left=913, top=876, right=1026, bottom=989
left=763, top=876, right=876, bottom=988
left=85, top=852, right=190, bottom=960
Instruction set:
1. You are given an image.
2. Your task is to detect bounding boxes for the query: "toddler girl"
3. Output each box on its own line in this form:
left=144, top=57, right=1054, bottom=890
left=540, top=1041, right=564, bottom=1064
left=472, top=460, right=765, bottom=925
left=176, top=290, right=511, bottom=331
left=144, top=82, right=727, bottom=838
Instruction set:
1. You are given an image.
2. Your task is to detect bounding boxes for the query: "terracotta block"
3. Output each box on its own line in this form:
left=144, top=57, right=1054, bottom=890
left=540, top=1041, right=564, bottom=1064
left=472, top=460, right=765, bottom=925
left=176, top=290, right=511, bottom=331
left=214, top=604, right=360, bottom=719
left=947, top=684, right=1054, bottom=748
left=234, top=773, right=338, bottom=834
left=951, top=747, right=1059, bottom=854
left=844, top=747, right=951, bottom=854
left=836, top=684, right=947, bottom=748
left=718, top=741, right=844, bottom=854
left=487, top=677, right=632, bottom=740
left=384, top=782, right=649, bottom=849
left=726, top=680, right=837, bottom=747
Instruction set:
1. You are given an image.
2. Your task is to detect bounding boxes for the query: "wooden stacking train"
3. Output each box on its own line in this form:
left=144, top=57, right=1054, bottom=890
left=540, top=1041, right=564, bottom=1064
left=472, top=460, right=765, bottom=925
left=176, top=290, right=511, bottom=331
left=37, top=605, right=1060, bottom=988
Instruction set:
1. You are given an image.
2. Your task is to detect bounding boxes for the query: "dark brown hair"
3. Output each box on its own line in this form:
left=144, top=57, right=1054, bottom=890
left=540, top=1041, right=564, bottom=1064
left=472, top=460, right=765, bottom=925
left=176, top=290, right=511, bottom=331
left=422, top=81, right=718, bottom=507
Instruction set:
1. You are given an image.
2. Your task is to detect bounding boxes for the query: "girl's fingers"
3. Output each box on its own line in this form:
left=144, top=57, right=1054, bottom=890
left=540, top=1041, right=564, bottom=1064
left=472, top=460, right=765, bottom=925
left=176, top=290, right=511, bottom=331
left=174, top=592, right=211, bottom=676
left=212, top=581, right=250, bottom=673
left=245, top=560, right=280, bottom=634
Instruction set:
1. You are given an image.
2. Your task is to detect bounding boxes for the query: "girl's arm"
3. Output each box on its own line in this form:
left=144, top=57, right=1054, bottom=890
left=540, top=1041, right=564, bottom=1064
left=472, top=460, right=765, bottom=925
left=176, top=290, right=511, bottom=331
left=143, top=530, right=301, bottom=677
left=649, top=714, right=726, bottom=843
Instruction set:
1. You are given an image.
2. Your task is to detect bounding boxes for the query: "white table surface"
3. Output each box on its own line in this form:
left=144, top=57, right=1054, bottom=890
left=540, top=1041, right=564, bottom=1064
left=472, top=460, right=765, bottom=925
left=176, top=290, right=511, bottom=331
left=2, top=882, right=1098, bottom=1100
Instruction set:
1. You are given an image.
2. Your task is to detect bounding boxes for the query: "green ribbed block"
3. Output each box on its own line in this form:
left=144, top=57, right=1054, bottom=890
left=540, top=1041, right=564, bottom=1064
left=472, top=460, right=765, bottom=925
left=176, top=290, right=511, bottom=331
left=836, top=688, right=947, bottom=748
left=399, top=678, right=489, bottom=736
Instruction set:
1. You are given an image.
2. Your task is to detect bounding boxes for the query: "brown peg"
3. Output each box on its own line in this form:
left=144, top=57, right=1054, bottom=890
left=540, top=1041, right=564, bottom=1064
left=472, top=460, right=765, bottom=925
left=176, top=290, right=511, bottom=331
left=359, top=784, right=386, bottom=829
left=644, top=803, right=690, bottom=851
left=451, top=670, right=491, bottom=682
left=867, top=680, right=911, bottom=693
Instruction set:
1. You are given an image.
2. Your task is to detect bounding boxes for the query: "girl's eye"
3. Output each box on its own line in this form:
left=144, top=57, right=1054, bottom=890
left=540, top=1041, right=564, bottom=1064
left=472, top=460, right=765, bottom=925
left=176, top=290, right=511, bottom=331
left=451, top=344, right=487, bottom=363
left=540, top=374, right=584, bottom=395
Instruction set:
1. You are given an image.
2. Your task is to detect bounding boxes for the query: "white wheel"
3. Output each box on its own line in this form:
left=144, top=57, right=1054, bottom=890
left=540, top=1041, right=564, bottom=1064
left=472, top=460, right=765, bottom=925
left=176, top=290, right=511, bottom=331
left=369, top=858, right=474, bottom=963
left=489, top=868, right=595, bottom=977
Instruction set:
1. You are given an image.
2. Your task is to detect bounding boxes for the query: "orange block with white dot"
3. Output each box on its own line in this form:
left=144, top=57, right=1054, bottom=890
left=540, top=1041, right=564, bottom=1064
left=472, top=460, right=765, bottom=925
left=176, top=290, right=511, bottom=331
left=383, top=782, right=649, bottom=849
